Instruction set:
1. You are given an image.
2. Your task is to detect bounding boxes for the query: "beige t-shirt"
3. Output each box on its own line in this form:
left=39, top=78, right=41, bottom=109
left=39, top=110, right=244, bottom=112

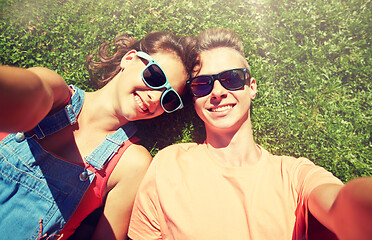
left=129, top=143, right=343, bottom=240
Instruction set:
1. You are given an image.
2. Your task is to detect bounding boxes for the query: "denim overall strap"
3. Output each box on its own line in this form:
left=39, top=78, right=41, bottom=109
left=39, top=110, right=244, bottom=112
left=84, top=122, right=137, bottom=170
left=0, top=133, right=93, bottom=240
left=31, top=85, right=85, bottom=139
left=0, top=88, right=138, bottom=239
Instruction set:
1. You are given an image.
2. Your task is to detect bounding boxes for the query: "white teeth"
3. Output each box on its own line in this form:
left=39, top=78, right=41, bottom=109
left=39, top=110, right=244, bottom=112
left=135, top=95, right=147, bottom=111
left=211, top=105, right=233, bottom=112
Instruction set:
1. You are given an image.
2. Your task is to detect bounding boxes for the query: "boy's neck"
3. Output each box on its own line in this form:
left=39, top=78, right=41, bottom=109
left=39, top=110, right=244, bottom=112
left=204, top=119, right=261, bottom=167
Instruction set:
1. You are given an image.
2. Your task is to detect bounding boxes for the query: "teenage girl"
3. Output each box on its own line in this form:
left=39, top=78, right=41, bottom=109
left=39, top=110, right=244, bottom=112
left=0, top=31, right=196, bottom=240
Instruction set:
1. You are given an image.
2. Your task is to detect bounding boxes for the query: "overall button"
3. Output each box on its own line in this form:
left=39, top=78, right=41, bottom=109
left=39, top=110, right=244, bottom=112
left=14, top=132, right=26, bottom=142
left=79, top=171, right=89, bottom=181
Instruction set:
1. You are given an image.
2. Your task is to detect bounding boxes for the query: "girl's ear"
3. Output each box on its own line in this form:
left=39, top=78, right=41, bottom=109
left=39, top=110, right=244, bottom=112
left=120, top=50, right=137, bottom=69
left=249, top=77, right=257, bottom=99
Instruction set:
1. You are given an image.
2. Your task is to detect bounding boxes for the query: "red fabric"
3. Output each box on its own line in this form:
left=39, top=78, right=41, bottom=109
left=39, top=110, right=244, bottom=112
left=0, top=132, right=8, bottom=141
left=59, top=137, right=139, bottom=239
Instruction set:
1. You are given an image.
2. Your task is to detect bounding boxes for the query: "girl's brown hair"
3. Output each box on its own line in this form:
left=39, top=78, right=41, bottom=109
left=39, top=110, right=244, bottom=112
left=86, top=31, right=197, bottom=88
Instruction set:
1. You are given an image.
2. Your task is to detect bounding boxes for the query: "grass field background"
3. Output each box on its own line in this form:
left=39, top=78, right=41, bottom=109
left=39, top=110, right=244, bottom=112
left=0, top=0, right=371, bottom=182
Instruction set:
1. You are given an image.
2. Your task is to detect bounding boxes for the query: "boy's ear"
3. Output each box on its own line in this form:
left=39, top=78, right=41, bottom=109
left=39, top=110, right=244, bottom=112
left=249, top=77, right=257, bottom=99
left=192, top=56, right=202, bottom=78
left=120, top=50, right=137, bottom=69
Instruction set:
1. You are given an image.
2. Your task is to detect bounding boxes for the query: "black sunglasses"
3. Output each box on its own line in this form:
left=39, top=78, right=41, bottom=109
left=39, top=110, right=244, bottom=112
left=137, top=51, right=183, bottom=113
left=186, top=68, right=250, bottom=97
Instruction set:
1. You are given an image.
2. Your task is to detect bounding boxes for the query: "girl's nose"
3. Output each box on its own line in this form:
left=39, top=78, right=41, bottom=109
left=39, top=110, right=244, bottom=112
left=147, top=90, right=163, bottom=113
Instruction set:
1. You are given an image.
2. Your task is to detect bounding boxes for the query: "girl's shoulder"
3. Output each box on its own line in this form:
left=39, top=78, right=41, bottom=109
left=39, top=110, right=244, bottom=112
left=109, top=143, right=152, bottom=185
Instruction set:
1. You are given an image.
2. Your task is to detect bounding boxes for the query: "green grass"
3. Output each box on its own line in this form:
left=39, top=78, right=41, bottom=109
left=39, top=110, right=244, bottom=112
left=1, top=0, right=371, bottom=182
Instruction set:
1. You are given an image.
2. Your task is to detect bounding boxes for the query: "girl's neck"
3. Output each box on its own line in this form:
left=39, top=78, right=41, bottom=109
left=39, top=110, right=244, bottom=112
left=81, top=88, right=129, bottom=133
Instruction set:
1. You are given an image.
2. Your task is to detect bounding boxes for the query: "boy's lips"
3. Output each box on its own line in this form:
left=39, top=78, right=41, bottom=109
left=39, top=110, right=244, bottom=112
left=208, top=104, right=234, bottom=112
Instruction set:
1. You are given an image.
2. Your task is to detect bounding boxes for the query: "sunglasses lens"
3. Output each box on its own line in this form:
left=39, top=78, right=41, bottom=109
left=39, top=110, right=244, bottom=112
left=143, top=64, right=166, bottom=87
left=190, top=76, right=212, bottom=97
left=220, top=69, right=245, bottom=90
left=162, top=90, right=182, bottom=112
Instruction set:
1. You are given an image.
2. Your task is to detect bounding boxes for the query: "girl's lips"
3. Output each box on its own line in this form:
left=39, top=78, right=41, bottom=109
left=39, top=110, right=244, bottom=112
left=134, top=94, right=148, bottom=112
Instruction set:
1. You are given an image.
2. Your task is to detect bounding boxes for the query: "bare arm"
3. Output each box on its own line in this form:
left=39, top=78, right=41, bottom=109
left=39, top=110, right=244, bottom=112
left=309, top=177, right=372, bottom=240
left=91, top=144, right=152, bottom=240
left=0, top=65, right=70, bottom=133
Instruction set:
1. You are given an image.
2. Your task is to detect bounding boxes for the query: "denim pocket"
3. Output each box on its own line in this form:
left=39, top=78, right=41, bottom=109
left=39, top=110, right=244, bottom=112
left=0, top=166, right=68, bottom=239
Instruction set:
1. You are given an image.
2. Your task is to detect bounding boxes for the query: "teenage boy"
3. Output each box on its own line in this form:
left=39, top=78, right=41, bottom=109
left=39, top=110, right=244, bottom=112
left=128, top=28, right=372, bottom=240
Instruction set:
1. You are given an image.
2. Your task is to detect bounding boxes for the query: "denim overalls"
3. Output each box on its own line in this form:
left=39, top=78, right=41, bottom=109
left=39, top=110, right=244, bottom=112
left=0, top=85, right=136, bottom=239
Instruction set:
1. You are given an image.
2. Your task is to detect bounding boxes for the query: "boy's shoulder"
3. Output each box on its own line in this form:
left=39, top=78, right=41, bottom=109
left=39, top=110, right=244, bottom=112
left=153, top=142, right=204, bottom=165
left=158, top=142, right=200, bottom=154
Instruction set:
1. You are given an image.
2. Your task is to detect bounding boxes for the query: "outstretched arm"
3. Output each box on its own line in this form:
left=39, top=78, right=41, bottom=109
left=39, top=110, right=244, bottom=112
left=309, top=177, right=372, bottom=240
left=0, top=66, right=70, bottom=133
